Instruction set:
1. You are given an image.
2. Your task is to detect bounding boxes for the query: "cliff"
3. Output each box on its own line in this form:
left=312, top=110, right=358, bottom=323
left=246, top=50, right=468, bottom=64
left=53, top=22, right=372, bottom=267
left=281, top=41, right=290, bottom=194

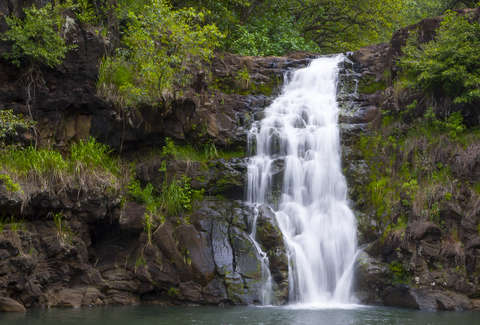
left=346, top=7, right=480, bottom=311
left=0, top=0, right=479, bottom=312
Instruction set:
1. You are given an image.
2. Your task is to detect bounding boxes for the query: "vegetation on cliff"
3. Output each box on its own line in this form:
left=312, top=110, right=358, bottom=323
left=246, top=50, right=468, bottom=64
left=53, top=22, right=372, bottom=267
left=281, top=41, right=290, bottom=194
left=2, top=1, right=478, bottom=107
left=353, top=8, right=480, bottom=294
left=400, top=11, right=480, bottom=118
left=0, top=2, right=74, bottom=68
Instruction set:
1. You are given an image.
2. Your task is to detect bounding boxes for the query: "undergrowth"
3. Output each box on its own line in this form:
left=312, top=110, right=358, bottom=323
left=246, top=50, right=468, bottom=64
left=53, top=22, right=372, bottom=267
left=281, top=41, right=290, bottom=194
left=160, top=137, right=244, bottom=162
left=0, top=137, right=122, bottom=193
left=127, top=175, right=203, bottom=244
left=357, top=106, right=479, bottom=237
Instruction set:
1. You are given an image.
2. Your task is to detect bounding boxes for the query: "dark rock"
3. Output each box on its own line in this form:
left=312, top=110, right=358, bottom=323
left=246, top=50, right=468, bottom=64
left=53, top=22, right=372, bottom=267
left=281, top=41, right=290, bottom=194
left=383, top=285, right=419, bottom=309
left=0, top=297, right=26, bottom=312
left=410, top=222, right=442, bottom=241
left=255, top=205, right=288, bottom=304
left=354, top=251, right=390, bottom=305
left=119, top=202, right=146, bottom=233
left=175, top=224, right=216, bottom=284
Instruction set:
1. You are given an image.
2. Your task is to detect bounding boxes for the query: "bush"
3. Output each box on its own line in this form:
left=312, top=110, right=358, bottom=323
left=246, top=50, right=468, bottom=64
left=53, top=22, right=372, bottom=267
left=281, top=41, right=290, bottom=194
left=0, top=138, right=121, bottom=191
left=228, top=12, right=319, bottom=56
left=70, top=137, right=119, bottom=175
left=0, top=109, right=35, bottom=145
left=1, top=3, right=75, bottom=67
left=0, top=146, right=68, bottom=178
left=400, top=12, right=480, bottom=106
left=97, top=0, right=223, bottom=108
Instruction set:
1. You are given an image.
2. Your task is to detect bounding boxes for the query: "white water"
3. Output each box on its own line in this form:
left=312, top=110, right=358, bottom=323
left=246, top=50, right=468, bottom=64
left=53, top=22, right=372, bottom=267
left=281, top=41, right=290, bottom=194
left=247, top=55, right=357, bottom=306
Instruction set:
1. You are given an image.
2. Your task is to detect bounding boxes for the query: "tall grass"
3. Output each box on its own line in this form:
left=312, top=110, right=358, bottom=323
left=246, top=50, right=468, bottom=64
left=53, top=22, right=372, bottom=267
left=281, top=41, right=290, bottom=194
left=0, top=137, right=122, bottom=193
left=70, top=137, right=120, bottom=175
left=160, top=137, right=244, bottom=162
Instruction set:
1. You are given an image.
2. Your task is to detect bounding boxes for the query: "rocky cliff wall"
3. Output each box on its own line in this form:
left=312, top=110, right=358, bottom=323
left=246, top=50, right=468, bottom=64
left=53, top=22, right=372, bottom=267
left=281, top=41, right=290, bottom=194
left=345, top=7, right=480, bottom=311
left=0, top=1, right=313, bottom=309
left=1, top=1, right=479, bottom=312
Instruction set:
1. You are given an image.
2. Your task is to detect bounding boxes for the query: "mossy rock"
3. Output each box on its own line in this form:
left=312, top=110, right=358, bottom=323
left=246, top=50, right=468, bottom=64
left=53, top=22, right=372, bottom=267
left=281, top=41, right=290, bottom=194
left=211, top=73, right=281, bottom=97
left=358, top=74, right=387, bottom=95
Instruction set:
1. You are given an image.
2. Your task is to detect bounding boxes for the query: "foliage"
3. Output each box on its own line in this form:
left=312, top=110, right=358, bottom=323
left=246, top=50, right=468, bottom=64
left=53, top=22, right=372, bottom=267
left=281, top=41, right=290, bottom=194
left=0, top=216, right=25, bottom=233
left=161, top=137, right=243, bottom=162
left=52, top=211, right=72, bottom=243
left=167, top=287, right=179, bottom=297
left=0, top=174, right=22, bottom=193
left=389, top=261, right=410, bottom=284
left=356, top=103, right=479, bottom=237
left=72, top=0, right=99, bottom=25
left=128, top=179, right=163, bottom=244
left=0, top=138, right=121, bottom=192
left=422, top=108, right=466, bottom=140
left=70, top=137, right=120, bottom=175
left=0, top=146, right=68, bottom=179
left=0, top=110, right=35, bottom=145
left=400, top=12, right=480, bottom=106
left=1, top=3, right=75, bottom=67
left=97, top=0, right=223, bottom=108
left=127, top=175, right=202, bottom=243
left=228, top=10, right=320, bottom=56
left=175, top=0, right=422, bottom=54
left=159, top=176, right=195, bottom=216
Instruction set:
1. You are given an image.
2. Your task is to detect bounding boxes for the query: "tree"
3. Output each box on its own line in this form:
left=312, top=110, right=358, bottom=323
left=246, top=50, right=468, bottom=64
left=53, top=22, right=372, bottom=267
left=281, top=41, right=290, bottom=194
left=97, top=0, right=223, bottom=108
left=1, top=3, right=74, bottom=68
left=400, top=11, right=480, bottom=122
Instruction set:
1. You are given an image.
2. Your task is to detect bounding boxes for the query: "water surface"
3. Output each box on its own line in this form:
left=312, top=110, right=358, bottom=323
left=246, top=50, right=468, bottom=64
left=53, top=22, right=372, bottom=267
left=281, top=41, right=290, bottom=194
left=1, top=305, right=479, bottom=325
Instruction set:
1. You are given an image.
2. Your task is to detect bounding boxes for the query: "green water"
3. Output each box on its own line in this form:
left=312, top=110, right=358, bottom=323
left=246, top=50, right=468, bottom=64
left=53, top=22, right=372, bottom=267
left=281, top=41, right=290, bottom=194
left=0, top=305, right=479, bottom=325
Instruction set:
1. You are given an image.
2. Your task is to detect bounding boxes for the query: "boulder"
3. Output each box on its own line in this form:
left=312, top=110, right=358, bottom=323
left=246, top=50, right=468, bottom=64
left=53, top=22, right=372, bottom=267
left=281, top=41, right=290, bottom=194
left=0, top=297, right=26, bottom=312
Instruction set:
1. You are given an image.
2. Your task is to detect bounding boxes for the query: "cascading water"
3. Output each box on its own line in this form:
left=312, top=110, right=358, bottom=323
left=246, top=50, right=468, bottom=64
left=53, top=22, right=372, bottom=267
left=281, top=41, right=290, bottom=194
left=247, top=55, right=357, bottom=306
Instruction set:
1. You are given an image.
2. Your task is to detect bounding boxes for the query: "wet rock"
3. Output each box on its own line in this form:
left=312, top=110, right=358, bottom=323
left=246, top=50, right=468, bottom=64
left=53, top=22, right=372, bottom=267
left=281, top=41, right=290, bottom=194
left=0, top=297, right=26, bottom=312
left=175, top=225, right=216, bottom=284
left=383, top=285, right=419, bottom=309
left=202, top=278, right=228, bottom=304
left=119, top=202, right=146, bottom=233
left=255, top=205, right=289, bottom=304
left=410, top=222, right=442, bottom=241
left=211, top=221, right=235, bottom=276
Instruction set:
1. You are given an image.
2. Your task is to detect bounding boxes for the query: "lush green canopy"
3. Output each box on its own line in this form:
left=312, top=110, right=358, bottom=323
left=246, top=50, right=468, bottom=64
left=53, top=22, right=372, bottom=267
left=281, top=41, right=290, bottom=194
left=1, top=0, right=478, bottom=107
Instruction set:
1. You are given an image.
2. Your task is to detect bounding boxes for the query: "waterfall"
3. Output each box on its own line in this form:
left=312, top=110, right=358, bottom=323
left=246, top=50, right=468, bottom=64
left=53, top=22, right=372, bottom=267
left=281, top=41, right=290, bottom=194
left=247, top=55, right=357, bottom=306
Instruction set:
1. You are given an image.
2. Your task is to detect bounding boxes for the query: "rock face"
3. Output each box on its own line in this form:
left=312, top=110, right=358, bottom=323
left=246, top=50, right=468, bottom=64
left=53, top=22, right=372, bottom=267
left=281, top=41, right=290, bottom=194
left=1, top=0, right=479, bottom=312
left=343, top=7, right=480, bottom=311
left=0, top=0, right=315, bottom=152
left=0, top=1, right=307, bottom=309
left=0, top=297, right=26, bottom=312
left=0, top=182, right=290, bottom=307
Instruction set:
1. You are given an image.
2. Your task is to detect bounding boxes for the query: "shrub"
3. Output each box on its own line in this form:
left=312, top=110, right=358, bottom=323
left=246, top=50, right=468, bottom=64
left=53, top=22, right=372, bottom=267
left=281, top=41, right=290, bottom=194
left=0, top=174, right=22, bottom=193
left=1, top=3, right=75, bottom=67
left=128, top=179, right=163, bottom=244
left=69, top=137, right=119, bottom=175
left=0, top=109, right=35, bottom=145
left=400, top=12, right=480, bottom=107
left=0, top=138, right=121, bottom=191
left=160, top=176, right=194, bottom=216
left=0, top=146, right=68, bottom=179
left=97, top=0, right=223, bottom=108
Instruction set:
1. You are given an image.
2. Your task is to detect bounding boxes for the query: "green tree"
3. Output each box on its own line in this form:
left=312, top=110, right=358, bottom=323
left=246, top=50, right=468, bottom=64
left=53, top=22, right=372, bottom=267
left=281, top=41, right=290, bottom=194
left=98, top=0, right=223, bottom=108
left=1, top=3, right=75, bottom=68
left=400, top=11, right=480, bottom=107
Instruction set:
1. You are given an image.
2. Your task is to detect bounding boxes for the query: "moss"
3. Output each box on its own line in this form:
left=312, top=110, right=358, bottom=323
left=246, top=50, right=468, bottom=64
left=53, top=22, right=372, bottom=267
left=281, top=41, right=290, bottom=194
left=161, top=137, right=244, bottom=163
left=167, top=287, right=179, bottom=297
left=473, top=182, right=480, bottom=195
left=389, top=261, right=410, bottom=284
left=358, top=74, right=387, bottom=94
left=0, top=174, right=22, bottom=193
left=353, top=109, right=470, bottom=235
left=211, top=73, right=281, bottom=97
